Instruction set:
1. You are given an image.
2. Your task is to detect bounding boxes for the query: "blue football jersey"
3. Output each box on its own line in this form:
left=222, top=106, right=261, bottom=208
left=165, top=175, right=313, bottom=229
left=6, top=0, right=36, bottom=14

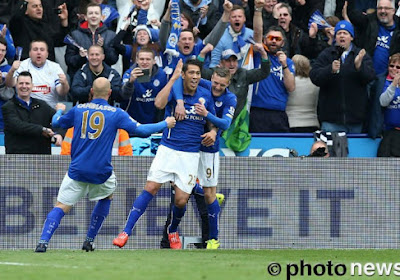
left=199, top=79, right=237, bottom=153
left=160, top=82, right=215, bottom=152
left=56, top=99, right=141, bottom=184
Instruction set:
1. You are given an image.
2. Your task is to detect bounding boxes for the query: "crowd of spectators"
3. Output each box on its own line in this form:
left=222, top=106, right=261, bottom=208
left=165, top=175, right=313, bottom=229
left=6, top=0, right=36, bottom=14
left=0, top=0, right=399, bottom=154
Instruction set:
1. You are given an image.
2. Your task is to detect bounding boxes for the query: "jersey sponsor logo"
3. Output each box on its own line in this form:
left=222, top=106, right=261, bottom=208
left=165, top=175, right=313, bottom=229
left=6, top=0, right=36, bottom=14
left=376, top=35, right=390, bottom=49
left=32, top=85, right=51, bottom=94
left=142, top=89, right=153, bottom=98
left=185, top=105, right=204, bottom=121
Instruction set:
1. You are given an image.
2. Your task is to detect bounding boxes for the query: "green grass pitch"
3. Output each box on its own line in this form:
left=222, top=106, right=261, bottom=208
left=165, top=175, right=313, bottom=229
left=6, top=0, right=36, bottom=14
left=0, top=249, right=399, bottom=280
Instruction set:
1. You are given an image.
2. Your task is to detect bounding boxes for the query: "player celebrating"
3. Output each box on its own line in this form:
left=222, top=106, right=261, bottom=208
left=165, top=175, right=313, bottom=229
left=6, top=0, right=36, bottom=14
left=195, top=67, right=236, bottom=249
left=35, top=77, right=176, bottom=253
left=173, top=67, right=236, bottom=249
left=113, top=59, right=216, bottom=249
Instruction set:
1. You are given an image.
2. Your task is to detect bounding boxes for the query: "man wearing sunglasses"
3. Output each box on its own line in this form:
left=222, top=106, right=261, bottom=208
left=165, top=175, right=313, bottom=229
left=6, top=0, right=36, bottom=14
left=250, top=3, right=295, bottom=133
left=310, top=20, right=375, bottom=133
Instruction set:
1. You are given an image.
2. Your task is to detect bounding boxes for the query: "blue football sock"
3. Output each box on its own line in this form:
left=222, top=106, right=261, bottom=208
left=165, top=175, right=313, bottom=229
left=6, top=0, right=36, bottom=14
left=168, top=205, right=186, bottom=233
left=124, top=190, right=153, bottom=236
left=207, top=199, right=220, bottom=240
left=39, top=207, right=65, bottom=243
left=194, top=182, right=204, bottom=196
left=86, top=198, right=111, bottom=240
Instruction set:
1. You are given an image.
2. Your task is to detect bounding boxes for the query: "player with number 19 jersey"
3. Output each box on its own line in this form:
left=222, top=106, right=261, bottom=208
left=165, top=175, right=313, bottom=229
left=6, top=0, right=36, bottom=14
left=55, top=99, right=165, bottom=184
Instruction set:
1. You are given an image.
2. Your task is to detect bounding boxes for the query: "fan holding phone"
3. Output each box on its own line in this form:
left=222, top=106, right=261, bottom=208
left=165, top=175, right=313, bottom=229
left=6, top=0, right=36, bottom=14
left=119, top=48, right=169, bottom=125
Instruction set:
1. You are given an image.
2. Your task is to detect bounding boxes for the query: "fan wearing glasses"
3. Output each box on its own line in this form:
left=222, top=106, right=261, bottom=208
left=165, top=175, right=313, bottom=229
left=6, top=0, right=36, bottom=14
left=346, top=0, right=400, bottom=75
left=379, top=53, right=400, bottom=131
left=250, top=2, right=296, bottom=133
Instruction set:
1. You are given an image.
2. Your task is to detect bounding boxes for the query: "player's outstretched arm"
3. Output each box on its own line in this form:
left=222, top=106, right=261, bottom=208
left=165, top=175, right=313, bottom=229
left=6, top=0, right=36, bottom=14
left=134, top=116, right=176, bottom=137
left=51, top=103, right=66, bottom=128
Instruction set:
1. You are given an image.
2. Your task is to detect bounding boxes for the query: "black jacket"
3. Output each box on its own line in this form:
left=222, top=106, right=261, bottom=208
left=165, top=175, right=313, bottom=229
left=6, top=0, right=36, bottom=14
left=9, top=0, right=69, bottom=61
left=348, top=3, right=400, bottom=56
left=310, top=45, right=376, bottom=125
left=71, top=62, right=121, bottom=104
left=2, top=96, right=57, bottom=154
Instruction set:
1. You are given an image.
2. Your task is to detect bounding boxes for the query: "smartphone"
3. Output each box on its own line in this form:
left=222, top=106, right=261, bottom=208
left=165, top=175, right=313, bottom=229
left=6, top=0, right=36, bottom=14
left=136, top=69, right=151, bottom=83
left=53, top=8, right=62, bottom=14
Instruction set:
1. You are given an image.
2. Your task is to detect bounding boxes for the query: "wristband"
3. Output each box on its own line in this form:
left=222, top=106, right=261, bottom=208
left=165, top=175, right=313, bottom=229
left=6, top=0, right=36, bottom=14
left=282, top=65, right=288, bottom=70
left=255, top=7, right=263, bottom=12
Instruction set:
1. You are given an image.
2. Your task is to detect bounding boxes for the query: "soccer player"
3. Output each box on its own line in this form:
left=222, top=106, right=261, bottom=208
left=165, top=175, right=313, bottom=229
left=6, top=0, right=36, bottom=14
left=194, top=67, right=236, bottom=249
left=113, top=59, right=216, bottom=249
left=173, top=67, right=236, bottom=249
left=35, top=77, right=176, bottom=253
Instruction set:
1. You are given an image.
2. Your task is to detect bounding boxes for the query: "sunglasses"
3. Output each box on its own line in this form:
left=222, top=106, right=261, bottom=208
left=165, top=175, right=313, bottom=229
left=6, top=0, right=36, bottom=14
left=266, top=35, right=283, bottom=42
left=389, top=64, right=400, bottom=69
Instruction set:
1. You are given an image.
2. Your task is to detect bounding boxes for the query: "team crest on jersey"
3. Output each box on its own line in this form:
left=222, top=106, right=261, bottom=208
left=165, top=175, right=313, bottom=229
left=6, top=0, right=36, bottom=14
left=198, top=97, right=205, bottom=105
left=215, top=101, right=223, bottom=107
left=153, top=79, right=160, bottom=87
left=168, top=34, right=178, bottom=48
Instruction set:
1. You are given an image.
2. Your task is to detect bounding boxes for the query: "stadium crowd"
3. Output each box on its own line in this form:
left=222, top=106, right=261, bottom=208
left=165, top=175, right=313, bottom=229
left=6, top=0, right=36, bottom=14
left=0, top=0, right=398, bottom=252
left=1, top=0, right=400, bottom=154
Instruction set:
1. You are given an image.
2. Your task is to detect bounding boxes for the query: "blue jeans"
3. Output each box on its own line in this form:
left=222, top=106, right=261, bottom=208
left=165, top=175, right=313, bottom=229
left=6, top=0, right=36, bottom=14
left=321, top=122, right=363, bottom=133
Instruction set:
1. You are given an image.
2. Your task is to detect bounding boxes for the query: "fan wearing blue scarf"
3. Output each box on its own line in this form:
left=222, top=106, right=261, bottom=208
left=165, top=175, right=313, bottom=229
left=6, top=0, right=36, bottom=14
left=210, top=5, right=253, bottom=68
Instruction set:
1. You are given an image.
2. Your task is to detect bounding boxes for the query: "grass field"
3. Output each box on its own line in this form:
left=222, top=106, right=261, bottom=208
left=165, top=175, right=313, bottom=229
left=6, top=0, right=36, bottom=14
left=0, top=249, right=399, bottom=280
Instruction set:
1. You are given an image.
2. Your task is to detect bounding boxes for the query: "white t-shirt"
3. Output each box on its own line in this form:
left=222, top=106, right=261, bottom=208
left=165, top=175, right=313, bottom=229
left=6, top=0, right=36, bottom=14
left=15, top=59, right=65, bottom=108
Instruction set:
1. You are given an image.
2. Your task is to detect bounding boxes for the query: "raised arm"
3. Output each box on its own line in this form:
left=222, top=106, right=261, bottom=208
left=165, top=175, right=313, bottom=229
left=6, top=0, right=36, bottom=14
left=253, top=0, right=264, bottom=43
left=203, top=0, right=232, bottom=46
left=154, top=59, right=183, bottom=109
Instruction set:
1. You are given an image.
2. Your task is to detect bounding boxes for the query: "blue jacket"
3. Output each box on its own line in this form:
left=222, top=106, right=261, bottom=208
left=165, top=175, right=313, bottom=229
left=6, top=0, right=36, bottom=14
left=120, top=64, right=167, bottom=124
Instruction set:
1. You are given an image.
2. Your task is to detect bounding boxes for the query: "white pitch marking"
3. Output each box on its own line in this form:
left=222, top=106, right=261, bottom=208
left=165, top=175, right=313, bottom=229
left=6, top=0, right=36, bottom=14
left=0, top=262, right=79, bottom=269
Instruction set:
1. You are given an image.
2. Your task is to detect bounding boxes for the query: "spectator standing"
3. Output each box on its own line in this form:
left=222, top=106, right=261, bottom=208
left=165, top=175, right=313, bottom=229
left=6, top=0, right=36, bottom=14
left=347, top=0, right=400, bottom=75
left=250, top=25, right=295, bottom=133
left=71, top=45, right=121, bottom=105
left=310, top=20, right=376, bottom=133
left=179, top=0, right=220, bottom=40
left=5, top=40, right=70, bottom=108
left=0, top=37, right=14, bottom=131
left=65, top=3, right=118, bottom=82
left=2, top=71, right=63, bottom=154
left=199, top=43, right=270, bottom=121
left=379, top=53, right=400, bottom=131
left=9, top=0, right=69, bottom=61
left=286, top=54, right=319, bottom=132
left=209, top=4, right=253, bottom=67
left=120, top=47, right=167, bottom=124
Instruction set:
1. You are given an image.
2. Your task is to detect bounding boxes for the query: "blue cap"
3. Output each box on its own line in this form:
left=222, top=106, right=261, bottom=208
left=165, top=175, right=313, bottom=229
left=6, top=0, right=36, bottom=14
left=334, top=20, right=354, bottom=38
left=221, top=49, right=239, bottom=60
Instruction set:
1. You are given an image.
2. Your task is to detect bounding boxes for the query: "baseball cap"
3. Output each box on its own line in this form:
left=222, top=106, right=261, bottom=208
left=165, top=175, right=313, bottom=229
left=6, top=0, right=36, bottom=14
left=334, top=20, right=354, bottom=38
left=222, top=49, right=239, bottom=60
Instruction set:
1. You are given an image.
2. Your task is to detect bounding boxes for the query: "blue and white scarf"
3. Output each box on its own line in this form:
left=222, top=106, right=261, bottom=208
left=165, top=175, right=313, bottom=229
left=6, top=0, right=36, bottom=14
left=164, top=0, right=181, bottom=75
